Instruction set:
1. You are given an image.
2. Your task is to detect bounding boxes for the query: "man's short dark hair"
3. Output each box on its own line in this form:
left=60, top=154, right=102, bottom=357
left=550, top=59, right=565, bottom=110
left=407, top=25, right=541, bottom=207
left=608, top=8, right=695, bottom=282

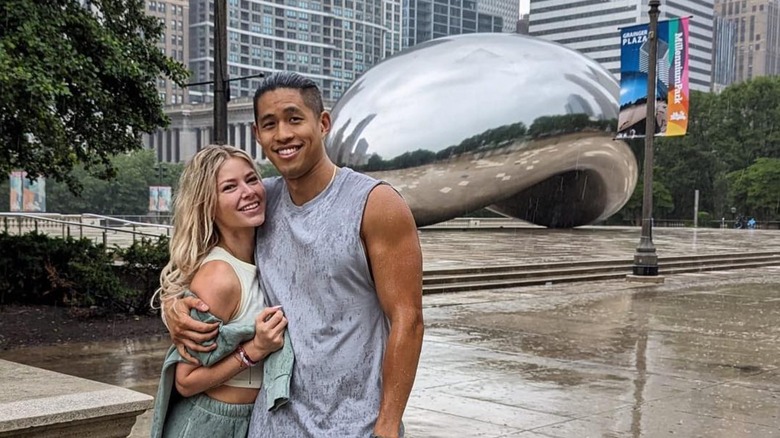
left=253, top=72, right=324, bottom=122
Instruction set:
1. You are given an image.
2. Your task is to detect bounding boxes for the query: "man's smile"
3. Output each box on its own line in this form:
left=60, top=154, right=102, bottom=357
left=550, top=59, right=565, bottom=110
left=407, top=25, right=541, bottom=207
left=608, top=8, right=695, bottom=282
left=276, top=146, right=302, bottom=158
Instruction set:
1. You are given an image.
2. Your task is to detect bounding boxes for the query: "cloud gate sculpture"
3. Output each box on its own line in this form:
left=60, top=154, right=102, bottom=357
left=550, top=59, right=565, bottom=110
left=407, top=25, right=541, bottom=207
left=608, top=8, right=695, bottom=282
left=326, top=34, right=638, bottom=228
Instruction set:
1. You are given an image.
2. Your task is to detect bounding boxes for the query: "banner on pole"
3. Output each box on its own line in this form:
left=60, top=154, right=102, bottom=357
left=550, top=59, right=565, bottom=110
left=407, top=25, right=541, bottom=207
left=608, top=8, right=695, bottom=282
left=149, top=186, right=172, bottom=212
left=9, top=171, right=46, bottom=212
left=617, top=17, right=689, bottom=138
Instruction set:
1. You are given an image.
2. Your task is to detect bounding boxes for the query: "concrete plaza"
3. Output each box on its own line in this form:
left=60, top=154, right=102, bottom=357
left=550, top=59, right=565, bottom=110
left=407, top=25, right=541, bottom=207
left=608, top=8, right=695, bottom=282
left=2, top=226, right=779, bottom=437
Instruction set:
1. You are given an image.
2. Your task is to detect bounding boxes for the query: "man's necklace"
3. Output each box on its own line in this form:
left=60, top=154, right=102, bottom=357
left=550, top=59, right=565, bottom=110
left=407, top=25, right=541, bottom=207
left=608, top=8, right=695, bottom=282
left=323, top=165, right=339, bottom=192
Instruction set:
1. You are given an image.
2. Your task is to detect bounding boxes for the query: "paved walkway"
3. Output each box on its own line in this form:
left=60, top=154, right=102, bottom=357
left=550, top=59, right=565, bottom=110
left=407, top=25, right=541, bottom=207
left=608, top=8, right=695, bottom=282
left=2, top=227, right=779, bottom=437
left=420, top=226, right=780, bottom=269
left=410, top=267, right=780, bottom=437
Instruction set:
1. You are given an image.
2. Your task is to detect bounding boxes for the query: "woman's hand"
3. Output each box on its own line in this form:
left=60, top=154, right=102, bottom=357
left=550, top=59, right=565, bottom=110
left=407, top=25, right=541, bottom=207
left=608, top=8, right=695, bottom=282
left=163, top=295, right=220, bottom=364
left=243, top=306, right=287, bottom=361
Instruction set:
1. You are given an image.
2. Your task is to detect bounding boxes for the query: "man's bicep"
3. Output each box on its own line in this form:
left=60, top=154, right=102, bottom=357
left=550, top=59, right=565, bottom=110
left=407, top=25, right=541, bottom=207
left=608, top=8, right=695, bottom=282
left=363, top=186, right=423, bottom=316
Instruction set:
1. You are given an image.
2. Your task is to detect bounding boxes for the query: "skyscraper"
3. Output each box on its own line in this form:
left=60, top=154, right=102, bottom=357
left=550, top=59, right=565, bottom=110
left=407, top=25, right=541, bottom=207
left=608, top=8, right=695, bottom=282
left=714, top=0, right=780, bottom=83
left=188, top=0, right=401, bottom=107
left=145, top=0, right=189, bottom=105
left=712, top=14, right=738, bottom=91
left=528, top=0, right=714, bottom=91
left=401, top=0, right=516, bottom=48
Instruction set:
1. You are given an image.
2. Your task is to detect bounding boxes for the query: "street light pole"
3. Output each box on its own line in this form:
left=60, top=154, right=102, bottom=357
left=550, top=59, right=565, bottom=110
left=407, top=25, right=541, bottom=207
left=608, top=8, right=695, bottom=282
left=213, top=0, right=228, bottom=144
left=632, top=0, right=661, bottom=276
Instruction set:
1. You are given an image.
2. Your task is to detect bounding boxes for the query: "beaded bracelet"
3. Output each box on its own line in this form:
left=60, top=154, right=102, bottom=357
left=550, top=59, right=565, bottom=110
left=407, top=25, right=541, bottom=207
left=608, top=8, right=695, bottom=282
left=237, top=345, right=259, bottom=367
left=233, top=352, right=247, bottom=368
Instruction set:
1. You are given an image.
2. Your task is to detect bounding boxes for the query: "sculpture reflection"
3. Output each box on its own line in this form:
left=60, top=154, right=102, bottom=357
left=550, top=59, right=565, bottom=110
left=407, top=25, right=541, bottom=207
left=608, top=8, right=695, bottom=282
left=327, top=33, right=638, bottom=228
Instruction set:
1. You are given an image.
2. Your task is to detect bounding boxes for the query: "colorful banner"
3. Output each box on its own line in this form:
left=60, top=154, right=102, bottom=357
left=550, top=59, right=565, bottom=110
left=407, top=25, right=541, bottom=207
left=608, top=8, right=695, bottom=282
left=149, top=186, right=172, bottom=212
left=9, top=171, right=46, bottom=212
left=617, top=17, right=689, bottom=138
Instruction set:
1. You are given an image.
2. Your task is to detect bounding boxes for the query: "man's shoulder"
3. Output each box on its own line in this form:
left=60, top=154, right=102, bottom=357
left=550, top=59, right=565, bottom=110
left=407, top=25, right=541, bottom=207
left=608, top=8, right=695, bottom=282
left=262, top=175, right=284, bottom=190
left=262, top=176, right=285, bottom=202
left=343, top=167, right=378, bottom=184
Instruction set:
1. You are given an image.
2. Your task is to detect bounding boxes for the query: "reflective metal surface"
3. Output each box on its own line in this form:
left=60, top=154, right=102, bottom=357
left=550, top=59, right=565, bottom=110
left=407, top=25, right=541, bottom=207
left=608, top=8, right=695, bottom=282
left=327, top=33, right=638, bottom=228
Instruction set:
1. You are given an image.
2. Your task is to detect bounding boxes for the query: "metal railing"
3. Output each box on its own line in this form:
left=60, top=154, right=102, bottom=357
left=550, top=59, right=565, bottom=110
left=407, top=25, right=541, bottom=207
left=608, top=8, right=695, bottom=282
left=0, top=213, right=171, bottom=247
left=82, top=213, right=173, bottom=234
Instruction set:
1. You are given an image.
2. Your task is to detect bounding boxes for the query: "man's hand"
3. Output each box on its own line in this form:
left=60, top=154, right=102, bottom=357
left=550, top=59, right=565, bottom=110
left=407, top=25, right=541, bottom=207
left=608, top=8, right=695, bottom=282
left=163, top=295, right=220, bottom=364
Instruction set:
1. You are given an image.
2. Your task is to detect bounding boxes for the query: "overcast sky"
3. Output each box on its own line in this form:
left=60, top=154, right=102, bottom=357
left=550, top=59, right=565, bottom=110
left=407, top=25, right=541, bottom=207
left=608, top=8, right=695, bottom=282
left=520, top=0, right=529, bottom=15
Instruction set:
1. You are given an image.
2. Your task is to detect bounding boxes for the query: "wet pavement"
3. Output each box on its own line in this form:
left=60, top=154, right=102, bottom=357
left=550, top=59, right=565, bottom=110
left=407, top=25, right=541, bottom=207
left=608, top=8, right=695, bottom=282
left=412, top=268, right=780, bottom=437
left=420, top=226, right=780, bottom=269
left=2, top=227, right=780, bottom=437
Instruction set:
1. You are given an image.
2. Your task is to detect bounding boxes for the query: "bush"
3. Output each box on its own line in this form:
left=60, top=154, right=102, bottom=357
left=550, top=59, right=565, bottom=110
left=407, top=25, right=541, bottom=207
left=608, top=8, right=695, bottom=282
left=697, top=211, right=713, bottom=227
left=0, top=232, right=169, bottom=315
left=111, top=236, right=170, bottom=313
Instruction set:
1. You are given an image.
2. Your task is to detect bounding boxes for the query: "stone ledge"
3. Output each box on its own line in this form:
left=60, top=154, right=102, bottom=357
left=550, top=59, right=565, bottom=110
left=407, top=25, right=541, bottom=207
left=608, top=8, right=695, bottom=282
left=0, top=359, right=153, bottom=437
left=625, top=274, right=666, bottom=284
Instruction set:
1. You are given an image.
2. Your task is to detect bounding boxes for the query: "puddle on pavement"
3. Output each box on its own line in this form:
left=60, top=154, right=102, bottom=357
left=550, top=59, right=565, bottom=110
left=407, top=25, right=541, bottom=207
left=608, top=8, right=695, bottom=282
left=447, top=282, right=780, bottom=383
left=0, top=335, right=169, bottom=395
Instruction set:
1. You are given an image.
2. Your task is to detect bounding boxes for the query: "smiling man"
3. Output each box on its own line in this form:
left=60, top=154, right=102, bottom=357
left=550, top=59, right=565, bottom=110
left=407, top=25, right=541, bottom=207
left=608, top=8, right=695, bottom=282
left=248, top=72, right=424, bottom=438
left=167, top=72, right=424, bottom=438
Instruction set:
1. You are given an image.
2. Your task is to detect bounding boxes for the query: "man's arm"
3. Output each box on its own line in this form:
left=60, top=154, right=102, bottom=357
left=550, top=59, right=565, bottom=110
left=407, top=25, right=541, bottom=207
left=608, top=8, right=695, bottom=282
left=162, top=295, right=220, bottom=365
left=362, top=184, right=424, bottom=438
left=175, top=307, right=286, bottom=396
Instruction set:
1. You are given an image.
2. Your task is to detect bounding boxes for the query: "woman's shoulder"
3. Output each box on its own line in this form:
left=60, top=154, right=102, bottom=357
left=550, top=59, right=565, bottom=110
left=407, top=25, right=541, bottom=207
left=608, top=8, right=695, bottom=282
left=191, top=260, right=241, bottom=322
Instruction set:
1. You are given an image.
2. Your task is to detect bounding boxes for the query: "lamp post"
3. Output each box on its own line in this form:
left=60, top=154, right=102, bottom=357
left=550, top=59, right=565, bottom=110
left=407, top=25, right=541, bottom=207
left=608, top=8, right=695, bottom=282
left=632, top=0, right=661, bottom=276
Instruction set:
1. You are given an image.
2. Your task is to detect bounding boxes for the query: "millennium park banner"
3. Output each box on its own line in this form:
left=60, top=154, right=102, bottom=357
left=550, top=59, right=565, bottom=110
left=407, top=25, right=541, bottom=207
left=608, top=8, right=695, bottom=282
left=617, top=17, right=689, bottom=138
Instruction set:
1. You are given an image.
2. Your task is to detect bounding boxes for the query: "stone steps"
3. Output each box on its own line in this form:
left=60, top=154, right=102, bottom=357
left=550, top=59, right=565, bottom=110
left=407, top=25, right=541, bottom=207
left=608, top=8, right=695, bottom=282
left=422, top=252, right=780, bottom=294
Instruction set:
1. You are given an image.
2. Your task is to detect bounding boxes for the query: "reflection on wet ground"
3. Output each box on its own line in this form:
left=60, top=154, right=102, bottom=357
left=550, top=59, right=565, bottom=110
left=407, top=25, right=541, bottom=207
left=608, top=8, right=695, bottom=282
left=417, top=268, right=780, bottom=437
left=2, top=229, right=780, bottom=437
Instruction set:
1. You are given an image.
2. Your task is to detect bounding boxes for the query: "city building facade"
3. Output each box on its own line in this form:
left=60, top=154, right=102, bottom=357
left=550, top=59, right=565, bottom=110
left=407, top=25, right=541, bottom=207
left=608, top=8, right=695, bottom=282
left=528, top=0, right=715, bottom=91
left=142, top=98, right=261, bottom=164
left=187, top=0, right=401, bottom=106
left=144, top=0, right=403, bottom=162
left=146, top=0, right=190, bottom=105
left=714, top=0, right=780, bottom=83
left=712, top=13, right=738, bottom=91
left=516, top=14, right=529, bottom=34
left=401, top=0, right=515, bottom=48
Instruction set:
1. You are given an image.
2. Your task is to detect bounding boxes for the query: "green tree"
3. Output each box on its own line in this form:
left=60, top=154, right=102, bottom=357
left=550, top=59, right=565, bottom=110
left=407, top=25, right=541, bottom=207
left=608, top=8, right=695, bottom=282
left=615, top=176, right=674, bottom=225
left=710, top=76, right=780, bottom=172
left=259, top=163, right=280, bottom=178
left=727, top=158, right=780, bottom=221
left=655, top=91, right=725, bottom=220
left=0, top=177, right=8, bottom=212
left=47, top=149, right=183, bottom=215
left=0, top=0, right=188, bottom=191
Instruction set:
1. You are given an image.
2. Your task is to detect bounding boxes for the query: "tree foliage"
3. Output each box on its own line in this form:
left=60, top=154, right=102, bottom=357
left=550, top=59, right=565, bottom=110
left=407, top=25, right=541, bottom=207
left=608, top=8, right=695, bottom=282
left=0, top=0, right=189, bottom=191
left=727, top=158, right=780, bottom=220
left=616, top=76, right=780, bottom=222
left=46, top=149, right=182, bottom=215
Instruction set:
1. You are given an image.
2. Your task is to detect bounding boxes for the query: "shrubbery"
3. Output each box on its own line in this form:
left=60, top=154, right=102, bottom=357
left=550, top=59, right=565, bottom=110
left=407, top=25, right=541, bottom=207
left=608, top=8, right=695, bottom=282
left=0, top=232, right=169, bottom=315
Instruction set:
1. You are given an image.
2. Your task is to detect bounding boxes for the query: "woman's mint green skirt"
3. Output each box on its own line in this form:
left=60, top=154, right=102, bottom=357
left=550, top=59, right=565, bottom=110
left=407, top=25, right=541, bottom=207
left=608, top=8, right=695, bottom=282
left=162, top=393, right=254, bottom=438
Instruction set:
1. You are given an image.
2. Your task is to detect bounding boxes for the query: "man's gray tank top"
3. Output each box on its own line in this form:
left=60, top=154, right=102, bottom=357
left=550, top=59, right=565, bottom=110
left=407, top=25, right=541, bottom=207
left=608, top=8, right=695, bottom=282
left=249, top=168, right=392, bottom=437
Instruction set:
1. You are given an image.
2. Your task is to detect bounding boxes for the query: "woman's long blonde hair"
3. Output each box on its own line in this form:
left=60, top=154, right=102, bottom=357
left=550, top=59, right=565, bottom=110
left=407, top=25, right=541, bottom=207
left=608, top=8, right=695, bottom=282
left=152, top=145, right=260, bottom=307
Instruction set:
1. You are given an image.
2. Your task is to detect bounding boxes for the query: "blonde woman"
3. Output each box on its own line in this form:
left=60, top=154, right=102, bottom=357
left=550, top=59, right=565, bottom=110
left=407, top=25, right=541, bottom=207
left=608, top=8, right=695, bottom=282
left=150, top=145, right=287, bottom=438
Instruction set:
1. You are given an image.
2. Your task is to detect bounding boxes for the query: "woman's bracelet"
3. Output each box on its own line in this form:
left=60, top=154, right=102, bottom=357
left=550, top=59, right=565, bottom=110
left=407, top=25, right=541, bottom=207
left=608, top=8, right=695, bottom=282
left=236, top=344, right=259, bottom=367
